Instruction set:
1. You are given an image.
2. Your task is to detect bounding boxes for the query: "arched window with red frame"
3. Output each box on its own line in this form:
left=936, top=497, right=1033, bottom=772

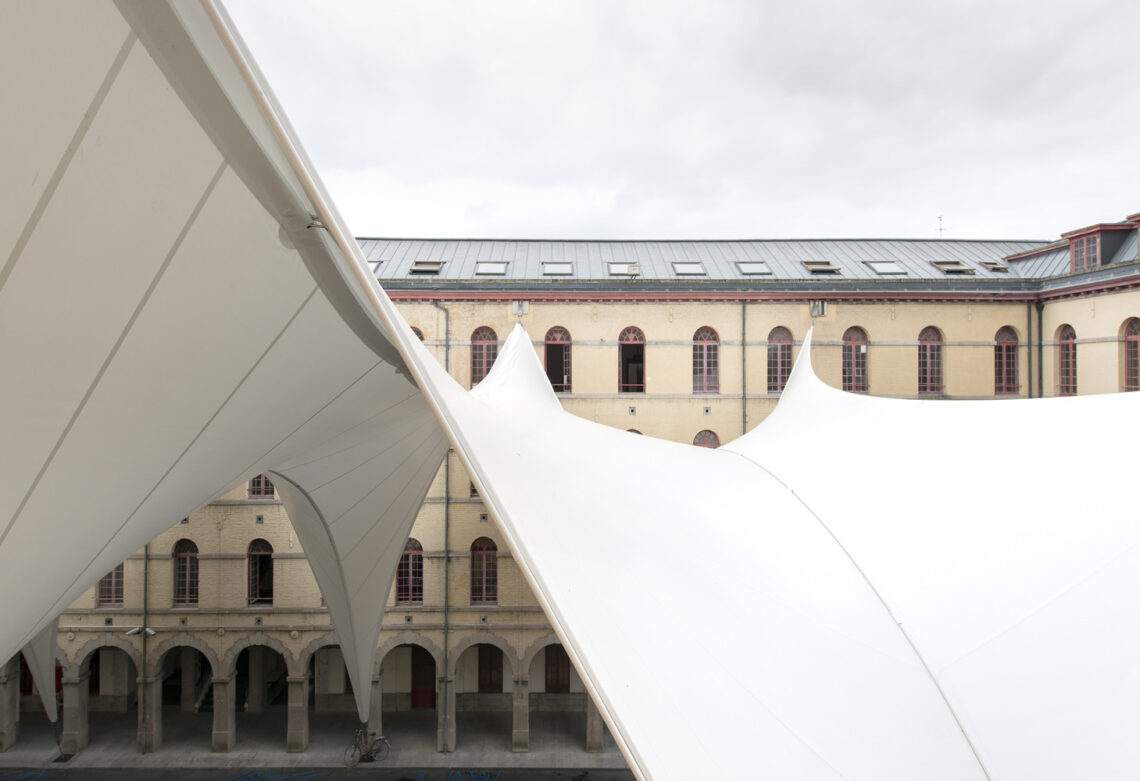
left=618, top=326, right=646, bottom=393
left=411, top=326, right=425, bottom=341
left=994, top=326, right=1019, bottom=395
left=470, top=537, right=497, bottom=605
left=470, top=327, right=498, bottom=387
left=248, top=473, right=274, bottom=498
left=918, top=326, right=943, bottom=395
left=842, top=327, right=869, bottom=393
left=693, top=430, right=720, bottom=448
left=173, top=539, right=198, bottom=606
left=1123, top=318, right=1140, bottom=392
left=396, top=538, right=424, bottom=605
left=692, top=326, right=719, bottom=393
left=1058, top=324, right=1077, bottom=396
left=247, top=538, right=273, bottom=604
left=544, top=326, right=572, bottom=392
left=767, top=327, right=792, bottom=393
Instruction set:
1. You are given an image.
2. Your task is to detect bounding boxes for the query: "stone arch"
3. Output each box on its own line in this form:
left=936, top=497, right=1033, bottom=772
left=296, top=631, right=340, bottom=674
left=448, top=630, right=518, bottom=677
left=146, top=632, right=219, bottom=679
left=219, top=632, right=298, bottom=679
left=520, top=632, right=563, bottom=675
left=374, top=631, right=445, bottom=680
left=67, top=633, right=143, bottom=680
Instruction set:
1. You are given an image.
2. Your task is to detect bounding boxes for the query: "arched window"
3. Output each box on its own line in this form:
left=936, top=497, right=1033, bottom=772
left=767, top=327, right=792, bottom=393
left=470, top=326, right=498, bottom=387
left=917, top=326, right=943, bottom=395
left=1123, top=319, right=1140, bottom=392
left=545, top=326, right=572, bottom=392
left=248, top=473, right=274, bottom=498
left=1058, top=324, right=1077, bottom=396
left=626, top=429, right=642, bottom=435
left=693, top=430, right=720, bottom=448
left=618, top=326, right=646, bottom=393
left=173, top=539, right=198, bottom=606
left=247, top=539, right=273, bottom=604
left=470, top=537, right=497, bottom=605
left=397, top=538, right=424, bottom=605
left=842, top=327, right=869, bottom=393
left=545, top=644, right=571, bottom=693
left=994, top=326, right=1019, bottom=395
left=411, top=326, right=425, bottom=341
left=97, top=563, right=124, bottom=606
left=692, top=327, right=719, bottom=393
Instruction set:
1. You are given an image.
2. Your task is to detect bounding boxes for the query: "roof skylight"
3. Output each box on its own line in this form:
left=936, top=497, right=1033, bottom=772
left=608, top=262, right=641, bottom=276
left=736, top=261, right=772, bottom=275
left=542, top=262, right=574, bottom=276
left=409, top=261, right=443, bottom=275
left=932, top=260, right=975, bottom=275
left=865, top=260, right=907, bottom=275
left=803, top=260, right=841, bottom=275
left=672, top=262, right=706, bottom=276
left=475, top=261, right=508, bottom=275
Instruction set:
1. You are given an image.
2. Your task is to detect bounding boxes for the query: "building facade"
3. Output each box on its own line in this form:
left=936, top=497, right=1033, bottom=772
left=3, top=210, right=1139, bottom=760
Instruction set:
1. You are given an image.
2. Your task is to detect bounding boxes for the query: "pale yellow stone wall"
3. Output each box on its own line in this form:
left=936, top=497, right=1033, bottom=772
left=55, top=287, right=1140, bottom=693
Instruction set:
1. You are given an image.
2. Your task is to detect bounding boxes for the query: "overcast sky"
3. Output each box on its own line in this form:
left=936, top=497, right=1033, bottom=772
left=226, top=0, right=1138, bottom=241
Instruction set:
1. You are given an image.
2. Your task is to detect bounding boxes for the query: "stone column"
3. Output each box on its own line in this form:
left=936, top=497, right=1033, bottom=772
left=246, top=647, right=265, bottom=714
left=139, top=675, right=162, bottom=752
left=59, top=668, right=90, bottom=754
left=586, top=696, right=604, bottom=753
left=210, top=677, right=235, bottom=752
left=285, top=675, right=309, bottom=752
left=436, top=676, right=455, bottom=753
left=179, top=648, right=197, bottom=713
left=0, top=656, right=20, bottom=751
left=367, top=676, right=382, bottom=736
left=511, top=676, right=529, bottom=752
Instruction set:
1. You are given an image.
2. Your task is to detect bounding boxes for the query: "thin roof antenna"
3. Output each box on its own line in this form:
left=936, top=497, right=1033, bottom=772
left=937, top=215, right=945, bottom=237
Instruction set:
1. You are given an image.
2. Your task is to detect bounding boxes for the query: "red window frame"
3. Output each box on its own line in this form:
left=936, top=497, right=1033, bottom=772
left=917, top=326, right=943, bottom=395
left=544, top=326, right=572, bottom=392
left=692, top=326, right=719, bottom=393
left=411, top=326, right=425, bottom=341
left=247, top=538, right=273, bottom=605
left=693, top=430, right=720, bottom=448
left=1124, top=319, right=1140, bottom=392
left=248, top=473, right=274, bottom=498
left=477, top=644, right=503, bottom=692
left=97, top=563, right=124, bottom=606
left=767, top=327, right=792, bottom=393
left=1058, top=324, right=1077, bottom=396
left=470, top=327, right=498, bottom=387
left=173, top=539, right=198, bottom=606
left=618, top=326, right=646, bottom=393
left=1070, top=235, right=1100, bottom=272
left=396, top=538, right=424, bottom=605
left=470, top=537, right=497, bottom=605
left=545, top=644, right=571, bottom=693
left=994, top=326, right=1019, bottom=395
left=842, top=327, right=869, bottom=393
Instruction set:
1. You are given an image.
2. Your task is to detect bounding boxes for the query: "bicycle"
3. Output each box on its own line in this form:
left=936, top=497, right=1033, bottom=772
left=344, top=726, right=390, bottom=767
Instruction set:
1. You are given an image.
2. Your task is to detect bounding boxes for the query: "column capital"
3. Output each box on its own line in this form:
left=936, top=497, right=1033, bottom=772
left=286, top=675, right=308, bottom=684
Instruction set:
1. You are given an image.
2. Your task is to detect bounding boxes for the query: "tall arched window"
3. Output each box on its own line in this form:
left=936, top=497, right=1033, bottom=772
left=545, top=326, right=572, bottom=392
left=97, top=563, right=124, bottom=606
left=1058, top=324, right=1077, bottom=396
left=1123, top=318, right=1140, bottom=392
left=470, top=537, right=497, bottom=605
left=842, top=327, right=869, bottom=393
left=618, top=326, right=646, bottom=393
left=994, top=326, right=1019, bottom=395
left=247, top=539, right=273, bottom=604
left=470, top=327, right=498, bottom=387
left=173, top=539, right=199, bottom=606
left=917, top=326, right=943, bottom=395
left=693, top=430, right=720, bottom=448
left=397, top=538, right=424, bottom=605
left=692, top=327, right=719, bottom=393
left=767, top=327, right=792, bottom=393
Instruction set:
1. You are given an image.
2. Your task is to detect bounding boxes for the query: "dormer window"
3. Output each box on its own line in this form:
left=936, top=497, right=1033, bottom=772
left=1071, top=235, right=1099, bottom=272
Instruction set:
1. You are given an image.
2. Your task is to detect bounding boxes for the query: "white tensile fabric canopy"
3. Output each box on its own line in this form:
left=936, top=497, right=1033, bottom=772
left=2, top=2, right=1139, bottom=779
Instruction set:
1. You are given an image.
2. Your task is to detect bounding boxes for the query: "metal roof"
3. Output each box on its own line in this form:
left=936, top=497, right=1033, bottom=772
left=359, top=238, right=1050, bottom=282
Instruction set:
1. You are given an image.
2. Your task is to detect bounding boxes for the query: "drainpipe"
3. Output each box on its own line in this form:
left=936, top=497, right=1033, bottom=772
left=138, top=543, right=149, bottom=754
left=1036, top=301, right=1045, bottom=397
left=741, top=301, right=748, bottom=435
left=1026, top=301, right=1034, bottom=398
left=431, top=299, right=451, bottom=749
